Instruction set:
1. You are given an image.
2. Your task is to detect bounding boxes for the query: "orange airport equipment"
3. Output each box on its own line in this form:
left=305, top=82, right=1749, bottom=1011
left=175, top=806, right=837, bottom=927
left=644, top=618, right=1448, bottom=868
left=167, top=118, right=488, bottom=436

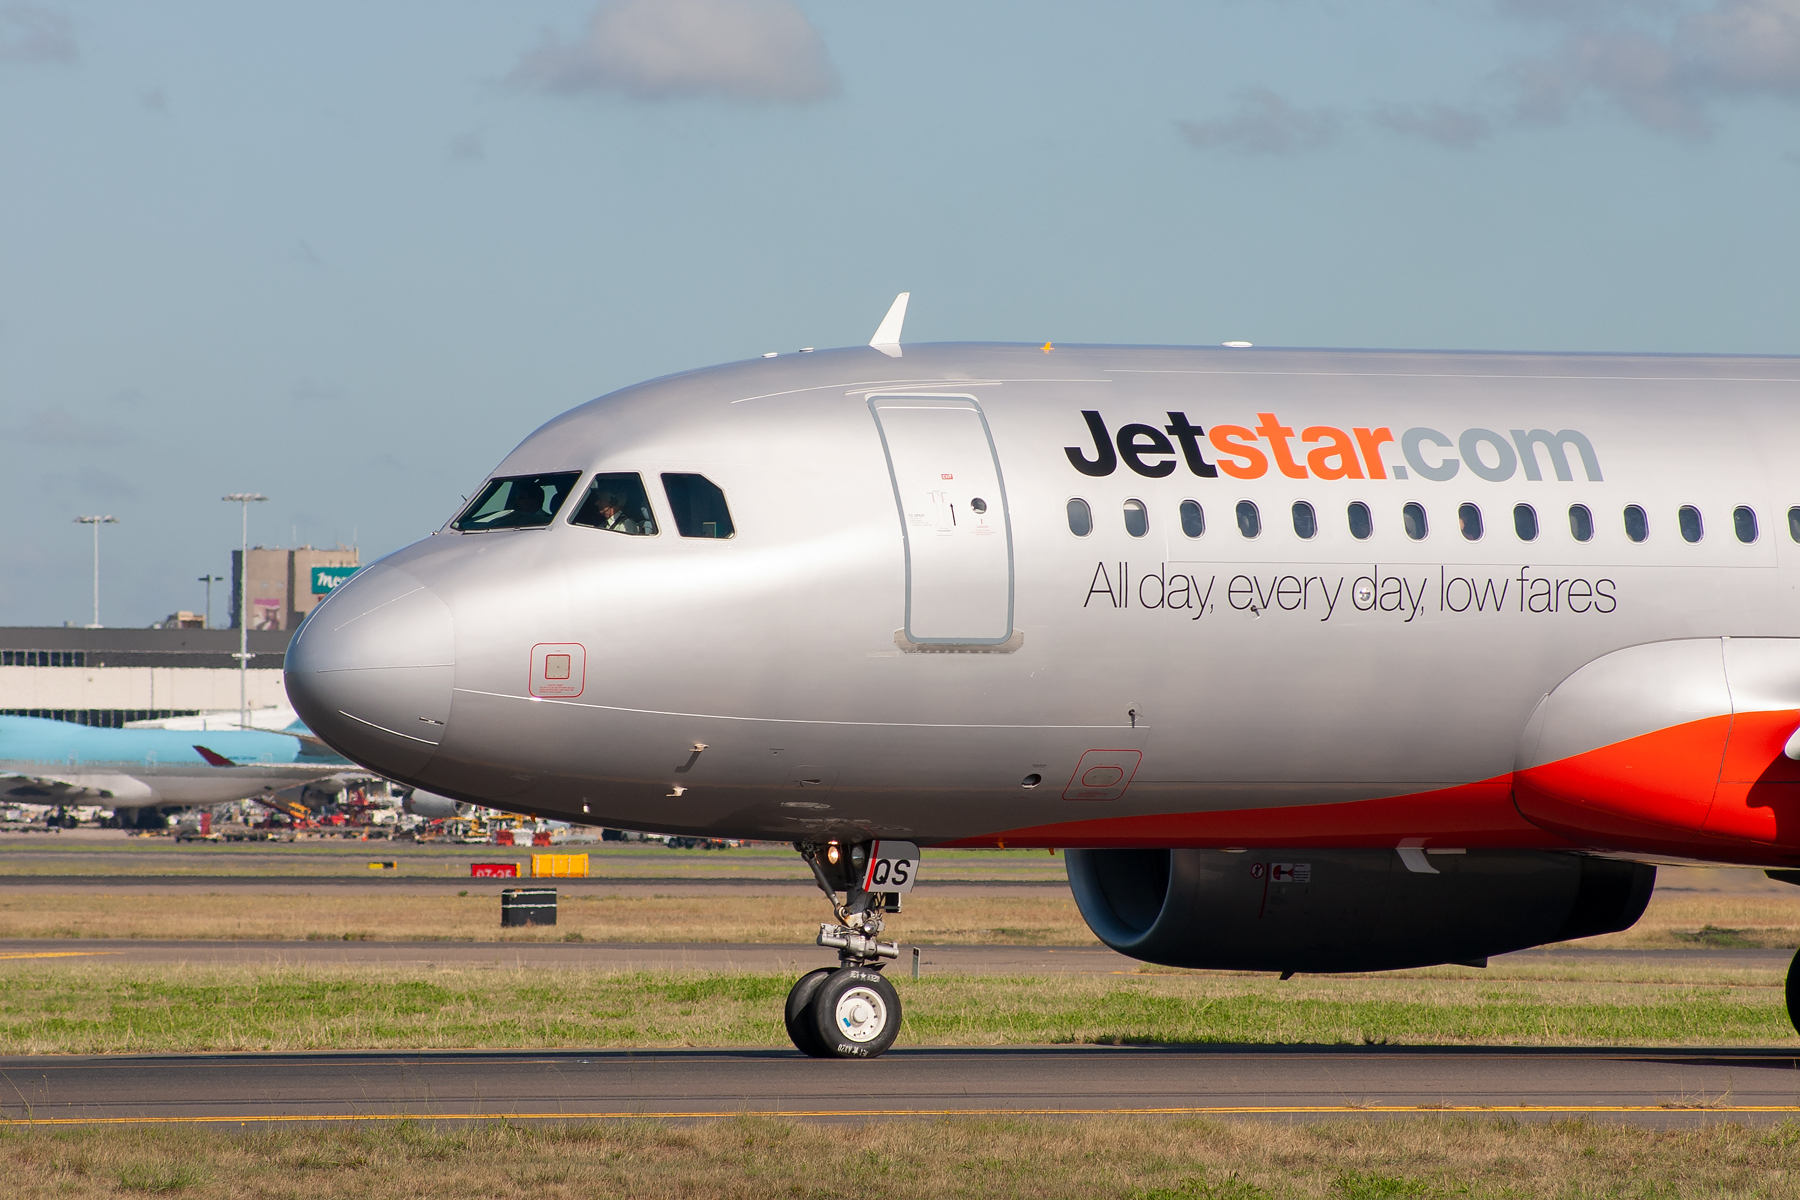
left=531, top=853, right=589, bottom=878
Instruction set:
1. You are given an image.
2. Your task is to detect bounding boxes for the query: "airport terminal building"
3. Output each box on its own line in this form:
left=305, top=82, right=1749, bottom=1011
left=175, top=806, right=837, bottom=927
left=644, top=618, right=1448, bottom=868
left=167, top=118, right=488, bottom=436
left=0, top=545, right=358, bottom=726
left=0, top=627, right=295, bottom=727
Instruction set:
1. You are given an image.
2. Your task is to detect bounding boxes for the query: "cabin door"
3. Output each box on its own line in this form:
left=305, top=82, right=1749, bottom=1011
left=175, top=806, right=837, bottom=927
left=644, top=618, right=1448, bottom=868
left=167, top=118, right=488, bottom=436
left=869, top=395, right=1014, bottom=644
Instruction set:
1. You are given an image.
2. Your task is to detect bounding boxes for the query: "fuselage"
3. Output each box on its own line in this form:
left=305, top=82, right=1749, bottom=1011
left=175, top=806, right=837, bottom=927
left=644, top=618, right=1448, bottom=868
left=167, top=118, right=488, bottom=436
left=284, top=343, right=1800, bottom=863
left=0, top=715, right=350, bottom=808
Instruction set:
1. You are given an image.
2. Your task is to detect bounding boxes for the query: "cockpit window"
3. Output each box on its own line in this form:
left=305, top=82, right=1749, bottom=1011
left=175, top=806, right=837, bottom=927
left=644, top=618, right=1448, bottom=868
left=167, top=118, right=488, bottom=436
left=661, top=473, right=735, bottom=538
left=569, top=472, right=659, bottom=536
left=453, top=472, right=581, bottom=532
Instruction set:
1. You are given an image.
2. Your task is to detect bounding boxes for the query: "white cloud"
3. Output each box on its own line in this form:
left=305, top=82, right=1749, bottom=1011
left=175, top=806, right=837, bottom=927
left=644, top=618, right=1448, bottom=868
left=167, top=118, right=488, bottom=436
left=15, top=409, right=133, bottom=448
left=0, top=4, right=74, bottom=63
left=510, top=0, right=838, bottom=103
left=1372, top=102, right=1494, bottom=148
left=1178, top=89, right=1342, bottom=155
left=1504, top=0, right=1800, bottom=136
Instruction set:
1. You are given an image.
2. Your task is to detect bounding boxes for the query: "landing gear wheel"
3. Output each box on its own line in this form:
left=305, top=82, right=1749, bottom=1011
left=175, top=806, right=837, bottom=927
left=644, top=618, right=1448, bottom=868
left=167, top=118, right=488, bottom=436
left=784, top=968, right=835, bottom=1058
left=1787, top=950, right=1800, bottom=1036
left=809, top=966, right=902, bottom=1059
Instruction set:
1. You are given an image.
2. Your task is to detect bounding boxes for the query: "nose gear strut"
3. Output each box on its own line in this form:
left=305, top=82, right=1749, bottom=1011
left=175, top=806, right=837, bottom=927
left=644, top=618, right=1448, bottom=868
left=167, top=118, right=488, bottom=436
left=784, top=839, right=904, bottom=1058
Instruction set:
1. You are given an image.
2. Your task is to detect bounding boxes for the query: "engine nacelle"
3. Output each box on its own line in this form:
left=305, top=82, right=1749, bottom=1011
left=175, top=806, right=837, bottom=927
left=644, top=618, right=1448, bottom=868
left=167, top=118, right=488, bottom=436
left=402, top=789, right=464, bottom=820
left=1066, top=847, right=1653, bottom=973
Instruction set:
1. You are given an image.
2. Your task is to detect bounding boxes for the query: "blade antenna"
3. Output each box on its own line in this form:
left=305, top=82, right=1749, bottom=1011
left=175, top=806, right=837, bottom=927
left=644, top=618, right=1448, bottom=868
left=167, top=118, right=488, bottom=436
left=869, top=292, right=909, bottom=358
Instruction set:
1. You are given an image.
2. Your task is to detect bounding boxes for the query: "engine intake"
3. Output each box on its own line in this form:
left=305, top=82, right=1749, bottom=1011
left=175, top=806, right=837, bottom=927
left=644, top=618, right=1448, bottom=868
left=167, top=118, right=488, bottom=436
left=1066, top=848, right=1653, bottom=973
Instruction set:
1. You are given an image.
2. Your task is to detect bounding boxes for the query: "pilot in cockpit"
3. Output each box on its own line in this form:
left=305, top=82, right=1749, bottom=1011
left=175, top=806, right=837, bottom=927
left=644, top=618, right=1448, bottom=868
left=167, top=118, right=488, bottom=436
left=504, top=481, right=547, bottom=523
left=591, top=492, right=643, bottom=535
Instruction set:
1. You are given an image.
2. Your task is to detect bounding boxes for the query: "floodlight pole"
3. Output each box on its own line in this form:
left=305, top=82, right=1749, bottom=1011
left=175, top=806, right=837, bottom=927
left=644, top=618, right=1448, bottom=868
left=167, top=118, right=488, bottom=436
left=197, top=574, right=223, bottom=630
left=222, top=493, right=268, bottom=728
left=73, top=515, right=118, bottom=628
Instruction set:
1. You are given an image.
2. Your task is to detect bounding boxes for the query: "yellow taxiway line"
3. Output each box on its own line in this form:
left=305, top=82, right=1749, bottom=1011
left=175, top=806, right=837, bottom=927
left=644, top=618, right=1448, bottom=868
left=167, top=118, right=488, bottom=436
left=0, top=951, right=115, bottom=960
left=4, top=1105, right=1797, bottom=1126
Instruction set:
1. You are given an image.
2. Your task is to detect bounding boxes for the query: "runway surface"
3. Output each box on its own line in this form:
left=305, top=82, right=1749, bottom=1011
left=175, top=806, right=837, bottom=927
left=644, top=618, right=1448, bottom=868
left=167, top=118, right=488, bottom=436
left=5, top=1046, right=1800, bottom=1126
left=1, top=938, right=1789, bottom=973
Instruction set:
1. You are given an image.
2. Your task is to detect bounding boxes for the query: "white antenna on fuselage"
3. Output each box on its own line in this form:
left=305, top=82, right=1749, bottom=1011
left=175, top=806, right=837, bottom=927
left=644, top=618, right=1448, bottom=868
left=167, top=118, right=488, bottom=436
left=869, top=292, right=909, bottom=358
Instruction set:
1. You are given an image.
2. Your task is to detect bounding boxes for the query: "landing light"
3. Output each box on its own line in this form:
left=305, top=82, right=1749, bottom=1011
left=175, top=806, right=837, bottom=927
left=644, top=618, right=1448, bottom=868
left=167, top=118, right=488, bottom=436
left=826, top=842, right=841, bottom=866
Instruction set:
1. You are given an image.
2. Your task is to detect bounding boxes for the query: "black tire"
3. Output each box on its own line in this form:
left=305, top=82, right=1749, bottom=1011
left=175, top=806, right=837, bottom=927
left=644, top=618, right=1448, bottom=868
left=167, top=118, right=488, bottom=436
left=1787, top=951, right=1800, bottom=1037
left=784, top=968, right=836, bottom=1057
left=808, top=966, right=902, bottom=1059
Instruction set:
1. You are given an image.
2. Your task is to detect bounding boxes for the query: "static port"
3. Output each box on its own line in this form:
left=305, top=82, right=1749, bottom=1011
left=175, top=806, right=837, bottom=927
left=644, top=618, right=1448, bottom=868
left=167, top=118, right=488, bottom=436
left=1020, top=774, right=1042, bottom=788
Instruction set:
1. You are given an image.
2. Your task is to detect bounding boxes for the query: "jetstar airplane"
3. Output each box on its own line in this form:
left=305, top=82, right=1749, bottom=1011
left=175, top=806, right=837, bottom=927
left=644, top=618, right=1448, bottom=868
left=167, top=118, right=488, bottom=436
left=0, top=715, right=356, bottom=827
left=285, top=294, right=1800, bottom=1058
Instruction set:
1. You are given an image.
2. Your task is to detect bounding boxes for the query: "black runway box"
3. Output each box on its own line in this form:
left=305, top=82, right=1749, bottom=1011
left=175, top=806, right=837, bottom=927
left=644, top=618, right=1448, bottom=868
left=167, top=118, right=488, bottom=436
left=500, top=887, right=557, bottom=927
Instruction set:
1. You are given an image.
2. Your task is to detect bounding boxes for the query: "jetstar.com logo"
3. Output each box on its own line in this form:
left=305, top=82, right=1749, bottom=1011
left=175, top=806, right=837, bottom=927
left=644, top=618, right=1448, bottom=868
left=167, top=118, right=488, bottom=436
left=1065, top=411, right=1603, bottom=484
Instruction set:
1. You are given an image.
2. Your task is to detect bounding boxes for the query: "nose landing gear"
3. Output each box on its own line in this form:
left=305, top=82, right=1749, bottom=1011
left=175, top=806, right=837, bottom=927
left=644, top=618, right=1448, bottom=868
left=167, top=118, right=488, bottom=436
left=785, top=840, right=905, bottom=1058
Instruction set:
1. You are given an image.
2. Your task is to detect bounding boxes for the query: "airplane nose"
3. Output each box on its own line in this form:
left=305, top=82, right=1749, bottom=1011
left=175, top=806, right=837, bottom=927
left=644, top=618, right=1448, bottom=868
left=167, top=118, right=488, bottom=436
left=284, top=562, right=456, bottom=780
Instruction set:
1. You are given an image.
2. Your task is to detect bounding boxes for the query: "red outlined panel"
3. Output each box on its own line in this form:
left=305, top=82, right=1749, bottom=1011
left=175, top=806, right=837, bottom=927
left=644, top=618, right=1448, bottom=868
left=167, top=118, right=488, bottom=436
left=529, top=643, right=586, bottom=699
left=1062, top=750, right=1142, bottom=801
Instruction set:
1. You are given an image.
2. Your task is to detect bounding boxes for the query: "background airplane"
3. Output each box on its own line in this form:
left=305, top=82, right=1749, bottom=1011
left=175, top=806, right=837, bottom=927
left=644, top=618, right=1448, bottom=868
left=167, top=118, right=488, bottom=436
left=0, top=714, right=357, bottom=826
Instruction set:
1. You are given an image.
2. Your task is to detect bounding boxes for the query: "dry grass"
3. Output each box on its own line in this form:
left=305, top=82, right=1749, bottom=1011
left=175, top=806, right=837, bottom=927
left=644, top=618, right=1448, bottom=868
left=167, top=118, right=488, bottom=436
left=1, top=958, right=1792, bottom=1055
left=9, top=882, right=1800, bottom=951
left=0, top=888, right=1096, bottom=945
left=0, top=837, right=1068, bottom=881
left=8, top=1113, right=1800, bottom=1198
left=1582, top=892, right=1800, bottom=949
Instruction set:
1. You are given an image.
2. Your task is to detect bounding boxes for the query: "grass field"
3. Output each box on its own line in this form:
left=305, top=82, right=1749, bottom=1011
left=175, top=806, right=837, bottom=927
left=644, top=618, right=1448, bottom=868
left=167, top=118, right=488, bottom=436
left=0, top=888, right=1092, bottom=944
left=0, top=835, right=1068, bottom=881
left=7, top=1114, right=1800, bottom=1198
left=0, top=956, right=1792, bottom=1054
left=5, top=881, right=1800, bottom=949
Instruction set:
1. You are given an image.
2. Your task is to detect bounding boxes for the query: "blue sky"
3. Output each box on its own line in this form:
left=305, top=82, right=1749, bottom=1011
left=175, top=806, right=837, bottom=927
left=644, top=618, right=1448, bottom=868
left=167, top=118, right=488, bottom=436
left=2, top=1, right=1797, bottom=627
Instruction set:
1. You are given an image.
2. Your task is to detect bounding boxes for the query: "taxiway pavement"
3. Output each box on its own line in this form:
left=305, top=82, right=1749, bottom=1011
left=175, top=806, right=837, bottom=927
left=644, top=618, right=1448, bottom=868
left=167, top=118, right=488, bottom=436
left=4, top=1046, right=1798, bottom=1126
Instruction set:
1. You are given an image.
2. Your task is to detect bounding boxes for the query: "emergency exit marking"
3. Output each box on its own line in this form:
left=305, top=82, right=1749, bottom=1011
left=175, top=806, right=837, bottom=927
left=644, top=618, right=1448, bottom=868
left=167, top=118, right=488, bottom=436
left=529, top=643, right=586, bottom=699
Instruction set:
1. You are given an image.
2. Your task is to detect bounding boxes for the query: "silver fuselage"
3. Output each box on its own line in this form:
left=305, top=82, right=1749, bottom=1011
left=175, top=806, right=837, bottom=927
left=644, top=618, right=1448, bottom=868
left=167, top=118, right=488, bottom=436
left=284, top=344, right=1800, bottom=859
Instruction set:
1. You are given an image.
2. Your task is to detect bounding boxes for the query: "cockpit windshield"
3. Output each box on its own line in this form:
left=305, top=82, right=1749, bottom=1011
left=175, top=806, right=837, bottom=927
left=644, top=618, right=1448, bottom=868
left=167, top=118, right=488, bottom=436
left=568, top=472, right=659, bottom=536
left=453, top=472, right=581, bottom=532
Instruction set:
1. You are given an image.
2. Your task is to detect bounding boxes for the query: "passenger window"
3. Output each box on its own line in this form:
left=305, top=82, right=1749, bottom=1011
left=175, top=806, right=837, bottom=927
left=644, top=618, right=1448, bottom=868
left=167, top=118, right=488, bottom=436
left=568, top=472, right=659, bottom=536
left=1679, top=505, right=1703, bottom=544
left=1347, top=501, right=1372, bottom=540
left=1402, top=502, right=1427, bottom=541
left=1568, top=504, right=1593, bottom=543
left=1292, top=501, right=1317, bottom=539
left=1790, top=507, right=1800, bottom=543
left=1179, top=500, right=1204, bottom=538
left=1734, top=506, right=1758, bottom=544
left=1236, top=500, right=1261, bottom=538
left=1067, top=498, right=1093, bottom=537
left=1123, top=499, right=1149, bottom=538
left=661, top=473, right=735, bottom=538
left=454, top=472, right=582, bottom=532
left=1514, top=504, right=1538, bottom=542
left=1458, top=503, right=1483, bottom=541
left=1623, top=505, right=1648, bottom=543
